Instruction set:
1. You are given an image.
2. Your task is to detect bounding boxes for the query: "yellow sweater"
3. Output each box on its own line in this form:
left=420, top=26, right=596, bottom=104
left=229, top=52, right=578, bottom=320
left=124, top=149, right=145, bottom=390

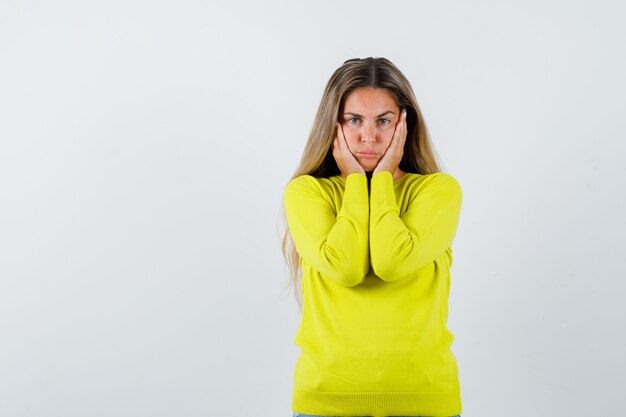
left=283, top=170, right=463, bottom=417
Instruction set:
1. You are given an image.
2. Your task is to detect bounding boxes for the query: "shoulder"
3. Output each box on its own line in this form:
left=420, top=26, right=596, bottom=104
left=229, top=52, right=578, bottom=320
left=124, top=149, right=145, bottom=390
left=403, top=171, right=460, bottom=187
left=285, top=174, right=323, bottom=192
left=429, top=172, right=462, bottom=191
left=403, top=172, right=462, bottom=199
left=286, top=174, right=342, bottom=188
left=284, top=175, right=338, bottom=200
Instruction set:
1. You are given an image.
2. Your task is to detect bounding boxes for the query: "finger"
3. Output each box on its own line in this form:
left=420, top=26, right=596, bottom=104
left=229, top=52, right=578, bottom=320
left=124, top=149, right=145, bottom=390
left=334, top=125, right=343, bottom=151
left=338, top=123, right=349, bottom=145
left=400, top=109, right=407, bottom=143
left=339, top=125, right=353, bottom=156
left=392, top=114, right=403, bottom=145
left=389, top=113, right=406, bottom=152
left=402, top=112, right=407, bottom=135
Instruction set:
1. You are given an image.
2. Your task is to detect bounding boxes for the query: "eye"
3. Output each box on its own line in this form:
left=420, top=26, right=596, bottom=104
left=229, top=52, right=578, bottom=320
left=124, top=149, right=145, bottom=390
left=379, top=118, right=390, bottom=125
left=347, top=117, right=360, bottom=125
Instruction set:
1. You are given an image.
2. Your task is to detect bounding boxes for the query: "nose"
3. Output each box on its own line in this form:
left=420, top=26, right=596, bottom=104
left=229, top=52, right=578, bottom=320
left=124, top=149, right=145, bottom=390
left=361, top=122, right=375, bottom=143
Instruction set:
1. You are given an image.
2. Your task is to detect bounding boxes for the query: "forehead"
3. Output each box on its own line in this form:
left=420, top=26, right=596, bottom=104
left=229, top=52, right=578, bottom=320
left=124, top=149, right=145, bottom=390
left=343, top=87, right=398, bottom=114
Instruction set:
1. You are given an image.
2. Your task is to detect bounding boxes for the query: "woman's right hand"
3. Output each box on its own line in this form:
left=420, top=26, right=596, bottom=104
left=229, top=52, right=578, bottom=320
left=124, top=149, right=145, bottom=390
left=332, top=122, right=366, bottom=179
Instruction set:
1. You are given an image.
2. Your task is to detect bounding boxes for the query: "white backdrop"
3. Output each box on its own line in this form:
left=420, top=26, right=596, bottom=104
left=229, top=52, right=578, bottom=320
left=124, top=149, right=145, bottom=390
left=1, top=1, right=624, bottom=416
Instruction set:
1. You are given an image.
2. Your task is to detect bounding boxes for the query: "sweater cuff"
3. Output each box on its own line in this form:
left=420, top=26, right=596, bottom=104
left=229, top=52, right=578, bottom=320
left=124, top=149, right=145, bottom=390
left=370, top=171, right=399, bottom=215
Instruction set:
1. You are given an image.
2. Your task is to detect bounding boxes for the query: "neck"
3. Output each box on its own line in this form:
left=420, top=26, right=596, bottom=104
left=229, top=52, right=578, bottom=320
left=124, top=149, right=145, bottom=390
left=341, top=169, right=404, bottom=181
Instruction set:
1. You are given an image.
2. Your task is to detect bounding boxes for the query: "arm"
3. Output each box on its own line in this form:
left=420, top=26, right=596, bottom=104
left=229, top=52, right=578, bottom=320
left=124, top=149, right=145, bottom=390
left=283, top=173, right=369, bottom=287
left=369, top=171, right=463, bottom=282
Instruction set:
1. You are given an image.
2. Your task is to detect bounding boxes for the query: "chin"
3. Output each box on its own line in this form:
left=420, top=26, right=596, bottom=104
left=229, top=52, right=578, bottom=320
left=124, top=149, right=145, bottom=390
left=360, top=162, right=378, bottom=172
left=358, top=162, right=372, bottom=170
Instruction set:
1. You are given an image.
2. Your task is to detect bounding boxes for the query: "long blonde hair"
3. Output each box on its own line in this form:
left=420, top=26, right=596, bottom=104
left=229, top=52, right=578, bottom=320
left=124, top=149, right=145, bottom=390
left=280, top=57, right=444, bottom=311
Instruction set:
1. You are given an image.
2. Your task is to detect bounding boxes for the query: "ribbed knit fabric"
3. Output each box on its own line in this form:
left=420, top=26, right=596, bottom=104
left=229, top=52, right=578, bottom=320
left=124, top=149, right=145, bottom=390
left=283, top=170, right=463, bottom=417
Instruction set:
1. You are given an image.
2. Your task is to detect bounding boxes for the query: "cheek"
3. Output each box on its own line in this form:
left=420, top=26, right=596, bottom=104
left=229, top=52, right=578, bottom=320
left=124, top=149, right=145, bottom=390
left=340, top=123, right=353, bottom=134
left=341, top=126, right=360, bottom=143
left=378, top=131, right=394, bottom=145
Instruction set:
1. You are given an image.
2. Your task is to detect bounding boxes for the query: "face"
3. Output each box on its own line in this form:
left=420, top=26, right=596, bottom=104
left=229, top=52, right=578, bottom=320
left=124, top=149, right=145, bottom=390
left=340, top=87, right=401, bottom=172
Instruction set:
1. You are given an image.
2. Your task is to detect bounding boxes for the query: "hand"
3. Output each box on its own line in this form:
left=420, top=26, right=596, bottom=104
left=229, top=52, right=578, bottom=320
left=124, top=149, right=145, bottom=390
left=373, top=109, right=406, bottom=176
left=332, top=122, right=366, bottom=178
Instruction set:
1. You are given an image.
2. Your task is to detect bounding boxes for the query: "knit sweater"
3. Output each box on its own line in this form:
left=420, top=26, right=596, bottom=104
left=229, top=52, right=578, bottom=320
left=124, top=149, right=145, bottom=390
left=283, top=170, right=463, bottom=417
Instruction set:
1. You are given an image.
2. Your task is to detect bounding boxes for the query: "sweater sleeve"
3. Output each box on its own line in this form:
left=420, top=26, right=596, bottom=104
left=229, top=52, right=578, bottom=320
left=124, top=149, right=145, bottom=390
left=369, top=171, right=462, bottom=282
left=283, top=173, right=369, bottom=287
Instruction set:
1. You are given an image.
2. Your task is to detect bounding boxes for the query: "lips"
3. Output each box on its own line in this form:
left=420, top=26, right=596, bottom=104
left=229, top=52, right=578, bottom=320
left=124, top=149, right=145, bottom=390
left=357, top=152, right=378, bottom=158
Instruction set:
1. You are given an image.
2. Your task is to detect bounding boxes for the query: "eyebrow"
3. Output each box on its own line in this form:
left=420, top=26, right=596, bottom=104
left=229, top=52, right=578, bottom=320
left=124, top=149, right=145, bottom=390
left=343, top=111, right=396, bottom=118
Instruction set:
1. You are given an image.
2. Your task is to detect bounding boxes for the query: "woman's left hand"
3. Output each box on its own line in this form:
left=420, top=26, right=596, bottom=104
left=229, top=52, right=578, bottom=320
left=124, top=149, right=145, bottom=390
left=373, top=109, right=407, bottom=176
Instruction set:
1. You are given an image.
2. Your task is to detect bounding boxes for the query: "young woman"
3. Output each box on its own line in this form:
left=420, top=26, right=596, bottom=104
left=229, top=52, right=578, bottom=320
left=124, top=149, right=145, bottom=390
left=282, top=57, right=463, bottom=417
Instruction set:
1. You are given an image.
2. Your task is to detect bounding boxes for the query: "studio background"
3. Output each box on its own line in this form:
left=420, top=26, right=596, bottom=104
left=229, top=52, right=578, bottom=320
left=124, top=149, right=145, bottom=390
left=1, top=1, right=624, bottom=416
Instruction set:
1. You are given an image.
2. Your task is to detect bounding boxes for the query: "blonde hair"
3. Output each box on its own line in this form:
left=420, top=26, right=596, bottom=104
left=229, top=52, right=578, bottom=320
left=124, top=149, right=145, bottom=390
left=280, top=57, right=444, bottom=311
